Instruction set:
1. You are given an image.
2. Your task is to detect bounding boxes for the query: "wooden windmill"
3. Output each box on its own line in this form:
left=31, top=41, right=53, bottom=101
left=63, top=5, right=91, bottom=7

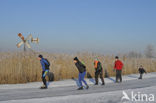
left=16, top=33, right=39, bottom=51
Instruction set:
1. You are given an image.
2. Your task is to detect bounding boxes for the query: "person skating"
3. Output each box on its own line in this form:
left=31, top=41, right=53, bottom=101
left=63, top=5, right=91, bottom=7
left=94, top=58, right=105, bottom=85
left=73, top=57, right=89, bottom=90
left=38, top=55, right=50, bottom=89
left=114, top=56, right=124, bottom=83
left=138, top=65, right=147, bottom=79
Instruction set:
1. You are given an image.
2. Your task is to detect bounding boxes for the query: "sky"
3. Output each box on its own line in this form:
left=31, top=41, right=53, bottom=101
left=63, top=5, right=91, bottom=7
left=0, top=0, right=156, bottom=54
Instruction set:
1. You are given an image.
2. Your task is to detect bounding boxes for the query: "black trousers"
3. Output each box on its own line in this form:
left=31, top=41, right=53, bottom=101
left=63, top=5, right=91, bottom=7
left=42, top=71, right=47, bottom=86
left=139, top=73, right=143, bottom=79
left=95, top=70, right=105, bottom=84
left=116, top=70, right=122, bottom=82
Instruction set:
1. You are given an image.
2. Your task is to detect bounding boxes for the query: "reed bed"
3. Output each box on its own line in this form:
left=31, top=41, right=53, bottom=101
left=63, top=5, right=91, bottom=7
left=0, top=52, right=155, bottom=84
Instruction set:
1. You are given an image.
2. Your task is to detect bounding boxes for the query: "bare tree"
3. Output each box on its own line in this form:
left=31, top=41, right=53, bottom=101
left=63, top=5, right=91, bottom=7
left=128, top=51, right=142, bottom=58
left=145, top=45, right=155, bottom=58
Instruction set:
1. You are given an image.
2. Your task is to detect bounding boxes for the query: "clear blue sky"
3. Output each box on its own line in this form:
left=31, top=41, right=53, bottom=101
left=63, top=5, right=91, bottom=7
left=0, top=0, right=156, bottom=53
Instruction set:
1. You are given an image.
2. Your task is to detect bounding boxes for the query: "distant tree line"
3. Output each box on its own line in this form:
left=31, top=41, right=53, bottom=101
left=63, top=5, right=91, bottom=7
left=145, top=45, right=155, bottom=58
left=127, top=44, right=155, bottom=58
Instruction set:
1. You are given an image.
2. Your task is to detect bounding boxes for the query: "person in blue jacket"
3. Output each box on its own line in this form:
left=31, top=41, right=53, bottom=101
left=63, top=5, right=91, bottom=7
left=73, top=57, right=89, bottom=90
left=38, top=55, right=49, bottom=89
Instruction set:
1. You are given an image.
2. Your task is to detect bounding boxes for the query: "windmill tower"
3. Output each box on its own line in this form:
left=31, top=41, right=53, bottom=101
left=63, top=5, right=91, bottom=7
left=16, top=33, right=39, bottom=51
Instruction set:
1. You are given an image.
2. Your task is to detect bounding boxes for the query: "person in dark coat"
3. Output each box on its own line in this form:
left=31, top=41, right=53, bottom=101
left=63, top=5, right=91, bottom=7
left=73, top=57, right=89, bottom=90
left=94, top=58, right=105, bottom=85
left=114, top=56, right=124, bottom=83
left=138, top=65, right=147, bottom=79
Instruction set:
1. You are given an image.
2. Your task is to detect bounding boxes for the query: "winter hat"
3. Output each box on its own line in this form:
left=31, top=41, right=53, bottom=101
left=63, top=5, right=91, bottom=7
left=38, top=54, right=43, bottom=58
left=115, top=56, right=119, bottom=59
left=94, top=57, right=98, bottom=61
left=73, top=57, right=79, bottom=61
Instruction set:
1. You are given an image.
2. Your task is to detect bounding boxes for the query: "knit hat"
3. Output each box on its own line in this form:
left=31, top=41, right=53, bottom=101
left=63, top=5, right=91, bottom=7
left=73, top=57, right=79, bottom=61
left=115, top=56, right=119, bottom=59
left=94, top=57, right=98, bottom=61
left=38, top=54, right=43, bottom=58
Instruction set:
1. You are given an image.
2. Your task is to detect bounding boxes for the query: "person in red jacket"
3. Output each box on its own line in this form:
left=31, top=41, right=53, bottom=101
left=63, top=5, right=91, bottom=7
left=114, top=56, right=123, bottom=83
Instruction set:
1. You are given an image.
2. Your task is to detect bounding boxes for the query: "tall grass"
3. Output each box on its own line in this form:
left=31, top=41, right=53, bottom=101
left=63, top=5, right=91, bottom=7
left=0, top=52, right=156, bottom=84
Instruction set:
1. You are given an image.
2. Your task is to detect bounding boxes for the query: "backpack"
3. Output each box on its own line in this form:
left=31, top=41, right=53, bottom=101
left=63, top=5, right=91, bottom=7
left=48, top=72, right=54, bottom=81
left=80, top=61, right=86, bottom=69
left=95, top=61, right=102, bottom=72
left=44, top=58, right=50, bottom=70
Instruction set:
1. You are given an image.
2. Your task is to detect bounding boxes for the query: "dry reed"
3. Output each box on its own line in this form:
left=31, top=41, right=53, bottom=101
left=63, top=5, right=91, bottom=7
left=0, top=52, right=156, bottom=84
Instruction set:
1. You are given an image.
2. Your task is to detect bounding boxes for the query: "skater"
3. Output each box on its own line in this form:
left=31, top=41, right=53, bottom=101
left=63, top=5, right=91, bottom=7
left=73, top=57, right=89, bottom=90
left=114, top=56, right=123, bottom=83
left=38, top=55, right=50, bottom=89
left=94, top=58, right=105, bottom=85
left=138, top=65, right=147, bottom=79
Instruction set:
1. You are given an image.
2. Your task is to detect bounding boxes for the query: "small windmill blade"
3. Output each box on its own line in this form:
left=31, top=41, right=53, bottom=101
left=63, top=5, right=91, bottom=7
left=16, top=41, right=24, bottom=48
left=25, top=41, right=31, bottom=48
left=26, top=34, right=32, bottom=41
left=31, top=37, right=39, bottom=44
left=18, top=33, right=25, bottom=41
